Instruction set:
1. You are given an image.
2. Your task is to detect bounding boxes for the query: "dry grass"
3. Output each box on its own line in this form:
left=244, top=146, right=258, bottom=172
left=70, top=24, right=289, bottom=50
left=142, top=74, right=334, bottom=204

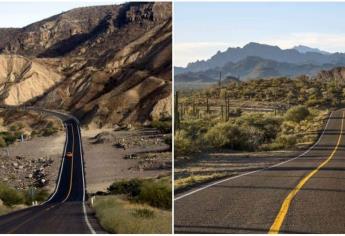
left=93, top=195, right=171, bottom=234
left=175, top=173, right=228, bottom=191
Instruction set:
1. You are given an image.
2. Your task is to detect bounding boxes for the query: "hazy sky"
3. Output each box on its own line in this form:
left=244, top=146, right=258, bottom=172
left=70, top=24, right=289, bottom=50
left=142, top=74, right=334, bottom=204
left=0, top=1, right=122, bottom=28
left=174, top=2, right=345, bottom=67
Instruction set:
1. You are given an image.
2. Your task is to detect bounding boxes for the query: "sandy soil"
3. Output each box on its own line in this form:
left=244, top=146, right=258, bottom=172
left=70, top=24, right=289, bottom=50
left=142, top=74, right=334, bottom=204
left=82, top=128, right=171, bottom=193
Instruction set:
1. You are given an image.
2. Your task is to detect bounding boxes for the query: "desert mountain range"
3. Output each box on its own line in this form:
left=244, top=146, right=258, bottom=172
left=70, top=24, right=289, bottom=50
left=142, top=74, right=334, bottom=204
left=175, top=42, right=345, bottom=84
left=0, top=2, right=172, bottom=128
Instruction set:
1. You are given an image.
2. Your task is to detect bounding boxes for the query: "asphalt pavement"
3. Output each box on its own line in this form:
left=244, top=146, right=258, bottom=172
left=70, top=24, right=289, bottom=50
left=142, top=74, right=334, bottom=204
left=0, top=110, right=102, bottom=233
left=175, top=109, right=345, bottom=233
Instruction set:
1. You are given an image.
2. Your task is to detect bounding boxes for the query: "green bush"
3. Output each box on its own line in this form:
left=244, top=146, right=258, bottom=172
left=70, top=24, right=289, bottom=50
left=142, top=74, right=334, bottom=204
left=24, top=188, right=49, bottom=205
left=285, top=105, right=310, bottom=123
left=0, top=132, right=18, bottom=145
left=204, top=122, right=234, bottom=148
left=0, top=136, right=6, bottom=147
left=151, top=120, right=172, bottom=134
left=0, top=183, right=25, bottom=206
left=42, top=127, right=58, bottom=136
left=228, top=108, right=242, bottom=117
left=276, top=134, right=297, bottom=147
left=108, top=179, right=142, bottom=197
left=174, top=130, right=196, bottom=155
left=107, top=178, right=172, bottom=210
left=138, top=180, right=171, bottom=210
left=164, top=136, right=172, bottom=148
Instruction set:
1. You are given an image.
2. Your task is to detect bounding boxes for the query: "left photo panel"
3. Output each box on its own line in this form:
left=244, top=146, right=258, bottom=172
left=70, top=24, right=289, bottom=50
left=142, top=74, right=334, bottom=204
left=0, top=1, right=172, bottom=234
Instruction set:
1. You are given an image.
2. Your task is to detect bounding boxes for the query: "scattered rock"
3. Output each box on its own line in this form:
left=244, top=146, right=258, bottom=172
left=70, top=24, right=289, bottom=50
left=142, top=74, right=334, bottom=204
left=113, top=124, right=122, bottom=131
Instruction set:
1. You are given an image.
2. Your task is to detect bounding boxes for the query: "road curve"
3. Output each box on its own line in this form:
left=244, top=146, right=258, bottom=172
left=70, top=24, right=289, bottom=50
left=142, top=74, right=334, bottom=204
left=175, top=109, right=345, bottom=233
left=0, top=108, right=102, bottom=234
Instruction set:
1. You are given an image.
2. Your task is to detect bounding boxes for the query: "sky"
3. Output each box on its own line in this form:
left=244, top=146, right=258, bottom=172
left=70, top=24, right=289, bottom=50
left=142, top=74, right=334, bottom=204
left=0, top=1, right=123, bottom=28
left=174, top=2, right=345, bottom=67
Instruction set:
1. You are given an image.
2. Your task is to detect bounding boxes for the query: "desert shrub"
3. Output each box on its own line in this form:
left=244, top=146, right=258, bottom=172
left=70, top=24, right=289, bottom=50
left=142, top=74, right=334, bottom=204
left=0, top=183, right=25, bottom=206
left=204, top=122, right=236, bottom=148
left=0, top=132, right=18, bottom=145
left=276, top=134, right=297, bottom=147
left=108, top=179, right=142, bottom=197
left=107, top=178, right=171, bottom=210
left=24, top=188, right=49, bottom=205
left=164, top=135, right=172, bottom=148
left=228, top=108, right=242, bottom=117
left=138, top=180, right=171, bottom=210
left=285, top=105, right=310, bottom=123
left=42, top=127, right=58, bottom=136
left=151, top=119, right=171, bottom=134
left=0, top=136, right=6, bottom=147
left=174, top=130, right=196, bottom=155
left=259, top=142, right=285, bottom=151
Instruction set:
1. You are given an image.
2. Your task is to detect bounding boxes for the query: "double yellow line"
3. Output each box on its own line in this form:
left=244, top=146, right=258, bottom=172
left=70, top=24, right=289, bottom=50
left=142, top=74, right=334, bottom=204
left=269, top=111, right=344, bottom=234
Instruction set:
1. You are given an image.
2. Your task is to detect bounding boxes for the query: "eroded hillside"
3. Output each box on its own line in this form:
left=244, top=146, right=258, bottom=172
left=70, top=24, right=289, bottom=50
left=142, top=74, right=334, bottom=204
left=0, top=2, right=172, bottom=128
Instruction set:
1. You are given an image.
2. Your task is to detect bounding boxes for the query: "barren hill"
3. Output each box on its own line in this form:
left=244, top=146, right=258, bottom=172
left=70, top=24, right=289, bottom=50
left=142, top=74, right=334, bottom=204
left=0, top=2, right=172, bottom=127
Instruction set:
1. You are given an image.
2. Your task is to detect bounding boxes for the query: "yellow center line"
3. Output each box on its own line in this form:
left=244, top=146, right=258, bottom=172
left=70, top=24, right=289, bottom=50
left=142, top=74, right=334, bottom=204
left=63, top=123, right=74, bottom=202
left=7, top=123, right=75, bottom=233
left=269, top=111, right=344, bottom=234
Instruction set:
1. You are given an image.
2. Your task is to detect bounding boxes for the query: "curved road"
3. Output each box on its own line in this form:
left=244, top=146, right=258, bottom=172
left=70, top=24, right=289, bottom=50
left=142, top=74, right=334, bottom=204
left=0, top=108, right=102, bottom=233
left=175, top=109, right=345, bottom=233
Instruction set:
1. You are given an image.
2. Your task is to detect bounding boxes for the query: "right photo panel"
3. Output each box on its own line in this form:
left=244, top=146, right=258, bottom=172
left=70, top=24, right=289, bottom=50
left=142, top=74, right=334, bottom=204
left=174, top=2, right=345, bottom=234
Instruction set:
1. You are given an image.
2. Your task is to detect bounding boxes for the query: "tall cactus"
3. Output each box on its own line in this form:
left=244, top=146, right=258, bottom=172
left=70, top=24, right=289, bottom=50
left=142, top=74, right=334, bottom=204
left=174, top=91, right=180, bottom=132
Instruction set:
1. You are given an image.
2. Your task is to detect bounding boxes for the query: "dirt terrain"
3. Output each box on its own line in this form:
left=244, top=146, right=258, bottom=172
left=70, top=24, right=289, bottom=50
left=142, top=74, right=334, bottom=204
left=0, top=132, right=64, bottom=191
left=0, top=125, right=171, bottom=194
left=82, top=127, right=171, bottom=193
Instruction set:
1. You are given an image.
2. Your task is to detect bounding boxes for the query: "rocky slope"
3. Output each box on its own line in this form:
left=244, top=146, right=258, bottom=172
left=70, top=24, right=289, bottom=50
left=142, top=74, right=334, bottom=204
left=0, top=2, right=172, bottom=127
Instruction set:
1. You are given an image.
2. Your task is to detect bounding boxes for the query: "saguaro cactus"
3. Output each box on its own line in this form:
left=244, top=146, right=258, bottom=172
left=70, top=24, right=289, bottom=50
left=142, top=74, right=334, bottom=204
left=174, top=91, right=180, bottom=132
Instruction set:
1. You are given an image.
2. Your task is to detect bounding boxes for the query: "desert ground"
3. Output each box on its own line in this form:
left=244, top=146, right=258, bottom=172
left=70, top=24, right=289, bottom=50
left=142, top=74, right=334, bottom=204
left=0, top=124, right=171, bottom=194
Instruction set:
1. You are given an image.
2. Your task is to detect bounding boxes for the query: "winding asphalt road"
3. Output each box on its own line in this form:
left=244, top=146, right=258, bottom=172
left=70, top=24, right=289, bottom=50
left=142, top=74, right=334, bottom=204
left=0, top=108, right=102, bottom=233
left=175, top=109, right=345, bottom=233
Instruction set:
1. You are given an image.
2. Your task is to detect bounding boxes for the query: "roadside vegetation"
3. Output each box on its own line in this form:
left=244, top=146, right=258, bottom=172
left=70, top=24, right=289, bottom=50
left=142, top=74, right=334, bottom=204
left=174, top=75, right=343, bottom=190
left=92, top=176, right=172, bottom=233
left=0, top=182, right=49, bottom=215
left=151, top=117, right=172, bottom=134
left=176, top=106, right=328, bottom=155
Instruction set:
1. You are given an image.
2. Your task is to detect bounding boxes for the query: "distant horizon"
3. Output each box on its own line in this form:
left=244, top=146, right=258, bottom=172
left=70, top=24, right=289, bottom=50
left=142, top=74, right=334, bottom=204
left=175, top=2, right=345, bottom=67
left=176, top=42, right=337, bottom=68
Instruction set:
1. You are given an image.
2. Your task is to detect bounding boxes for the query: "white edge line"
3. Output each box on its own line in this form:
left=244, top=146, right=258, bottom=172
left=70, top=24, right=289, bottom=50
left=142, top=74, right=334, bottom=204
left=28, top=107, right=96, bottom=233
left=2, top=112, right=69, bottom=212
left=175, top=111, right=334, bottom=201
left=77, top=121, right=96, bottom=234
left=44, top=122, right=68, bottom=203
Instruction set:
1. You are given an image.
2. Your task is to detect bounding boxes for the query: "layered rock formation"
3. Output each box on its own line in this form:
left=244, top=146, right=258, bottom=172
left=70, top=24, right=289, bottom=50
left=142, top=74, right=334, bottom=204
left=0, top=2, right=172, bottom=127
